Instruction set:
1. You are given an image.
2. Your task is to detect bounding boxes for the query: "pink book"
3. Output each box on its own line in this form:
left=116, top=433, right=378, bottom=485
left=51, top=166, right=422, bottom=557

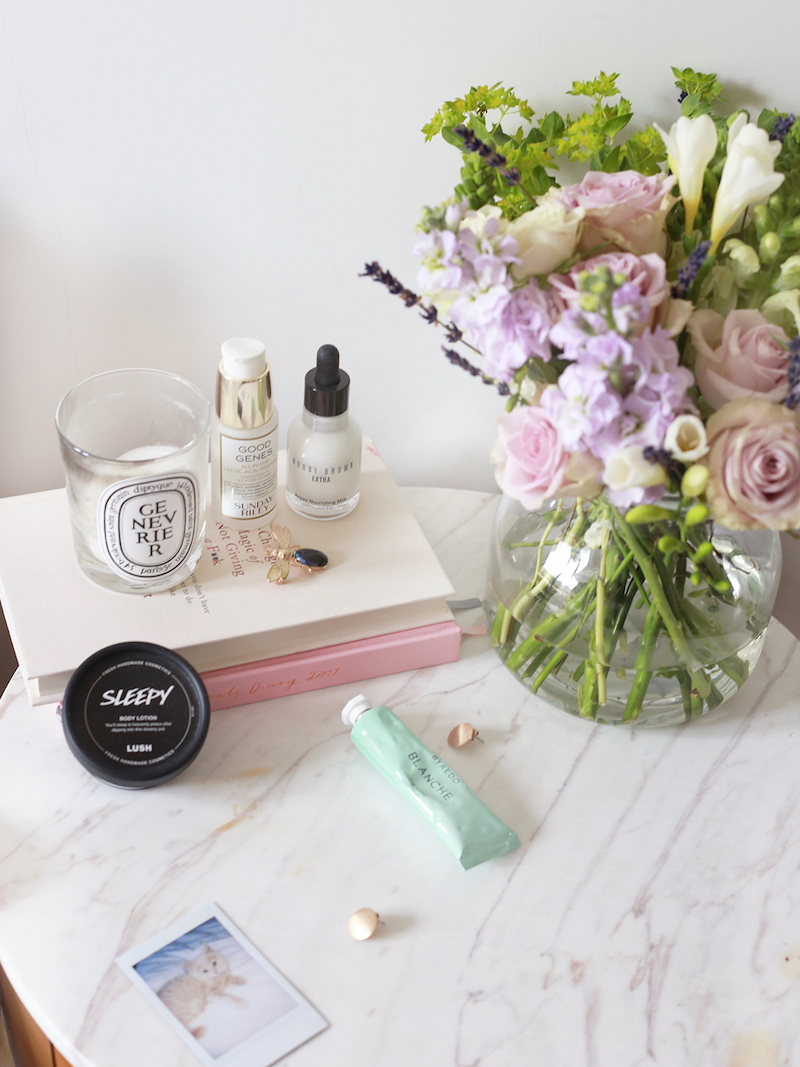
left=202, top=619, right=462, bottom=711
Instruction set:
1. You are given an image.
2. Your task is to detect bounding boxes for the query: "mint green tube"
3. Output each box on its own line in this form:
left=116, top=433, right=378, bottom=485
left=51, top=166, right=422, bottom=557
left=342, top=695, right=520, bottom=870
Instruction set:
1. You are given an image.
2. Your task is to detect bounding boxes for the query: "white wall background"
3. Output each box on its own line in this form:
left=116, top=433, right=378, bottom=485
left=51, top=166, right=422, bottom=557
left=1, top=0, right=800, bottom=677
left=3, top=0, right=800, bottom=499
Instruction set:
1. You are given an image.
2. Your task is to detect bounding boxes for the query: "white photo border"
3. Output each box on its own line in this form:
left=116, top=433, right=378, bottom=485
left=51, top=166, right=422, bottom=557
left=116, top=901, right=328, bottom=1067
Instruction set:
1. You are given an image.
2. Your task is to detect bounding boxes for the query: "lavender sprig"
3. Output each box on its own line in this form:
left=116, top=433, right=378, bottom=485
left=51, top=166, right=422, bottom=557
left=360, top=261, right=481, bottom=353
left=452, top=125, right=536, bottom=203
left=643, top=445, right=686, bottom=490
left=359, top=261, right=511, bottom=396
left=770, top=113, right=796, bottom=143
left=671, top=240, right=711, bottom=298
left=443, top=347, right=511, bottom=395
left=783, top=337, right=800, bottom=409
left=360, top=262, right=418, bottom=306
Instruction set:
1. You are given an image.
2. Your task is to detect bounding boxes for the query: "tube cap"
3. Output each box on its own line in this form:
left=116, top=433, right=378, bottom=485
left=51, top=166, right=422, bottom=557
left=304, top=344, right=350, bottom=417
left=342, top=694, right=372, bottom=726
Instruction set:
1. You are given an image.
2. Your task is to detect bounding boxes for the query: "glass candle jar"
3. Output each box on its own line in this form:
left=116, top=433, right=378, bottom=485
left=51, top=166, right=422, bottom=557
left=56, top=368, right=210, bottom=594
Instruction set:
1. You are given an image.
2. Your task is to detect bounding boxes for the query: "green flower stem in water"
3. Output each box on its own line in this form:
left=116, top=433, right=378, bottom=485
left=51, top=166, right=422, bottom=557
left=492, top=499, right=587, bottom=648
left=614, top=512, right=704, bottom=670
left=622, top=600, right=662, bottom=722
left=530, top=649, right=568, bottom=693
left=678, top=671, right=703, bottom=717
left=505, top=585, right=593, bottom=673
left=488, top=489, right=768, bottom=725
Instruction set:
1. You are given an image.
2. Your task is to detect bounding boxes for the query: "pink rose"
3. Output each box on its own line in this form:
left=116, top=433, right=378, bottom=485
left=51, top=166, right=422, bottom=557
left=706, top=398, right=800, bottom=530
left=548, top=251, right=682, bottom=334
left=687, top=309, right=789, bottom=410
left=559, top=171, right=677, bottom=256
left=493, top=406, right=602, bottom=510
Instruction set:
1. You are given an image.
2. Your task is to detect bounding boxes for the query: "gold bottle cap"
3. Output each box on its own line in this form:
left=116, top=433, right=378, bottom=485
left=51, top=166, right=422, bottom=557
left=448, top=723, right=481, bottom=747
left=349, top=908, right=380, bottom=940
left=216, top=338, right=273, bottom=430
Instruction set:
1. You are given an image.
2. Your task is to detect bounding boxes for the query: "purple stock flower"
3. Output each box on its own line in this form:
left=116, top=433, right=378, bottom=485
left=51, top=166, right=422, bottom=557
left=611, top=283, right=651, bottom=334
left=479, top=282, right=556, bottom=379
left=413, top=228, right=474, bottom=294
left=541, top=327, right=693, bottom=461
left=541, top=364, right=623, bottom=452
left=549, top=309, right=606, bottom=356
left=452, top=280, right=556, bottom=382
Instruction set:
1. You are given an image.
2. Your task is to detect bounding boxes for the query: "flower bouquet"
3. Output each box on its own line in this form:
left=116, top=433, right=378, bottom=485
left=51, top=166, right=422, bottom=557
left=364, top=69, right=798, bottom=725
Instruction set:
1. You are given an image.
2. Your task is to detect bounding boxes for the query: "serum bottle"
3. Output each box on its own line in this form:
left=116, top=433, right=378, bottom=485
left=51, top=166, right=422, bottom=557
left=211, top=337, right=279, bottom=530
left=285, top=344, right=361, bottom=520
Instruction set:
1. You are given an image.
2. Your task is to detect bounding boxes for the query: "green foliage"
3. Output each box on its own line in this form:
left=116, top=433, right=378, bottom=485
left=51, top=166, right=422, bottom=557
left=672, top=66, right=726, bottom=116
left=455, top=152, right=504, bottom=210
left=422, top=71, right=675, bottom=211
left=556, top=73, right=634, bottom=166
left=422, top=84, right=534, bottom=142
left=621, top=126, right=668, bottom=175
left=420, top=66, right=800, bottom=290
left=566, top=72, right=622, bottom=102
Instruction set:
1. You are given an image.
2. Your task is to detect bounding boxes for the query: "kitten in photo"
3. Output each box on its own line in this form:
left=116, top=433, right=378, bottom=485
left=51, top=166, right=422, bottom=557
left=158, top=943, right=247, bottom=1038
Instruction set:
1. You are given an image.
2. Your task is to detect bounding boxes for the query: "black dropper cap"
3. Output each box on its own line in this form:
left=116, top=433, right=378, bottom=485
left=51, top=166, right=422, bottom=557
left=304, top=344, right=351, bottom=417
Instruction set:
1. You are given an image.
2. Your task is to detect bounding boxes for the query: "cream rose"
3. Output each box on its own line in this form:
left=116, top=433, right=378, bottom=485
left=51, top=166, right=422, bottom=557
left=687, top=309, right=789, bottom=410
left=705, top=398, right=800, bottom=530
left=506, top=189, right=584, bottom=279
left=762, top=289, right=800, bottom=335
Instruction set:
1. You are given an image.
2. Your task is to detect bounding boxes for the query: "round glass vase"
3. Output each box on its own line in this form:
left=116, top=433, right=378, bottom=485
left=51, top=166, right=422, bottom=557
left=484, top=493, right=782, bottom=728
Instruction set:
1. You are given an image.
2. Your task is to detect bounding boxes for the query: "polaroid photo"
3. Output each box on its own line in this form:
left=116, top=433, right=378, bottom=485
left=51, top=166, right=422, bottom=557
left=117, top=902, right=327, bottom=1066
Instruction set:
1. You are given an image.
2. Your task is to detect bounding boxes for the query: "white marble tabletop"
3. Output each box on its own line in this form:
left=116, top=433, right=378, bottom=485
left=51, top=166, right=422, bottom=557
left=1, top=488, right=800, bottom=1067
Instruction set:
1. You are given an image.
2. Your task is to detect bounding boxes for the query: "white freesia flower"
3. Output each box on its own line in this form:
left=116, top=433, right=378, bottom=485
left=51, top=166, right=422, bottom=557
left=519, top=378, right=547, bottom=405
left=709, top=113, right=785, bottom=250
left=775, top=255, right=800, bottom=291
left=603, top=446, right=668, bottom=493
left=725, top=238, right=760, bottom=282
left=761, top=288, right=800, bottom=333
left=506, top=188, right=584, bottom=279
left=664, top=415, right=709, bottom=462
left=654, top=115, right=718, bottom=234
left=584, top=517, right=612, bottom=550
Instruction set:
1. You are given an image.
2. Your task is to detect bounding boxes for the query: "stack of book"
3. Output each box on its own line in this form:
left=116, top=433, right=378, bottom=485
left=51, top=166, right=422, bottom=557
left=0, top=442, right=461, bottom=709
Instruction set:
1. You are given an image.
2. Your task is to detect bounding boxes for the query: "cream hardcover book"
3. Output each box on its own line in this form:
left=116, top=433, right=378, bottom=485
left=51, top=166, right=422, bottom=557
left=0, top=442, right=456, bottom=705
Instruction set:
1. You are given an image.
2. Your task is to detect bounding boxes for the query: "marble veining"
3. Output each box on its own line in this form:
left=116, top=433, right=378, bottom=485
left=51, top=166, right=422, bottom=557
left=1, top=489, right=799, bottom=1066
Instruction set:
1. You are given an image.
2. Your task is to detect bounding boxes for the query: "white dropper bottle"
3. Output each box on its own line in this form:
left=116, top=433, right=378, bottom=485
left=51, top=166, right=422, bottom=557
left=285, top=344, right=362, bottom=520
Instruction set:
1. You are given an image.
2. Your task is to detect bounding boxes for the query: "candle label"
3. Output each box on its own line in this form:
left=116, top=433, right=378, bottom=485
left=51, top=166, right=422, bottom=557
left=98, top=472, right=199, bottom=581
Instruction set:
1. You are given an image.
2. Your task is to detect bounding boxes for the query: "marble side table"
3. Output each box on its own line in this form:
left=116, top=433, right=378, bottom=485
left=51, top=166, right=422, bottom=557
left=1, top=488, right=799, bottom=1067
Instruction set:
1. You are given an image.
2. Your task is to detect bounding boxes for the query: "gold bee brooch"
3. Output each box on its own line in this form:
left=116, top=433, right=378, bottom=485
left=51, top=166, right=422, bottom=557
left=265, top=522, right=328, bottom=584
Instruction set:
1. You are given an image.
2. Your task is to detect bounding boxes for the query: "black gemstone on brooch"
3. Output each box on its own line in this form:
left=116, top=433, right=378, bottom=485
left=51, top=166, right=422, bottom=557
left=294, top=548, right=328, bottom=569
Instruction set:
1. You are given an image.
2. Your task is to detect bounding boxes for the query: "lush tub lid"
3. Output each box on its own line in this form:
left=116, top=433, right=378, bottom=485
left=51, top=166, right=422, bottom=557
left=62, top=641, right=210, bottom=789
